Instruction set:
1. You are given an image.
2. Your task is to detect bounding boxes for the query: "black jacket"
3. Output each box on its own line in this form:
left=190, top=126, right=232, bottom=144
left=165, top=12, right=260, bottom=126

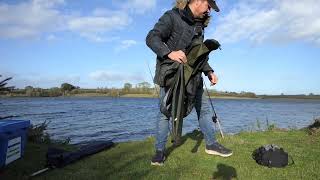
left=146, top=6, right=213, bottom=87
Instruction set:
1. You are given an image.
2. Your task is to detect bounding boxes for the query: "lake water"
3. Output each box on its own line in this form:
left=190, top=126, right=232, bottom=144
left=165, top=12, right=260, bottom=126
left=1, top=97, right=320, bottom=144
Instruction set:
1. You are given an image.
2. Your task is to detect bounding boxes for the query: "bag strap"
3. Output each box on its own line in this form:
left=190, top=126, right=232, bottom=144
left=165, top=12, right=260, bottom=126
left=288, top=154, right=295, bottom=166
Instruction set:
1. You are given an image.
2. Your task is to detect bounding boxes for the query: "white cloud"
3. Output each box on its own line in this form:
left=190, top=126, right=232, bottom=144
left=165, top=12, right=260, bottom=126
left=46, top=34, right=58, bottom=41
left=114, top=40, right=138, bottom=52
left=32, top=0, right=65, bottom=8
left=0, top=0, right=134, bottom=42
left=68, top=10, right=131, bottom=42
left=126, top=0, right=156, bottom=14
left=0, top=0, right=65, bottom=39
left=211, top=0, right=320, bottom=45
left=121, top=40, right=137, bottom=48
left=114, top=0, right=156, bottom=14
left=89, top=70, right=143, bottom=82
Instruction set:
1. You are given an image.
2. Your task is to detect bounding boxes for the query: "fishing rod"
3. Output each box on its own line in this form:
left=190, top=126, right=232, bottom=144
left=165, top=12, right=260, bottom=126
left=203, top=80, right=225, bottom=139
left=146, top=61, right=159, bottom=98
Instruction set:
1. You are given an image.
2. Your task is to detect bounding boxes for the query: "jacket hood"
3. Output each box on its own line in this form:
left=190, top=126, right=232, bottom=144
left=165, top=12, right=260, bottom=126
left=176, top=6, right=195, bottom=25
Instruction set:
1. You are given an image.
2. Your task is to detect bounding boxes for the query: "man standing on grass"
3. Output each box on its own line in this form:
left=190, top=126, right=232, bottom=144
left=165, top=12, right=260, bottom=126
left=146, top=0, right=233, bottom=166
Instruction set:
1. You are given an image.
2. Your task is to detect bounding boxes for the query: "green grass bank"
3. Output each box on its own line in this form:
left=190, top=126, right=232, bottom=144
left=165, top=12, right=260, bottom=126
left=1, top=128, right=319, bottom=180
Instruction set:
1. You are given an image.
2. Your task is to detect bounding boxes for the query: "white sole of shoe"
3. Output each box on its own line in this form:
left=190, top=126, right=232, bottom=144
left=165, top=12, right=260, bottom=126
left=151, top=156, right=166, bottom=166
left=205, top=149, right=233, bottom=157
left=151, top=162, right=164, bottom=166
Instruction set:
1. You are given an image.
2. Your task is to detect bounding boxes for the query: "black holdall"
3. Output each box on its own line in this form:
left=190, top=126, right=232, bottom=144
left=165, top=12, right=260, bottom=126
left=252, top=144, right=294, bottom=168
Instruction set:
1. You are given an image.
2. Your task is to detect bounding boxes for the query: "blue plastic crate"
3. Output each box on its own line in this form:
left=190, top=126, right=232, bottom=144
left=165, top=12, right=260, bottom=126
left=0, top=120, right=30, bottom=168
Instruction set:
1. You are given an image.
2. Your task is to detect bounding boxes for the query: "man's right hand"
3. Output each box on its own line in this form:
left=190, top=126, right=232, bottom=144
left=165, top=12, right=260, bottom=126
left=167, top=50, right=187, bottom=64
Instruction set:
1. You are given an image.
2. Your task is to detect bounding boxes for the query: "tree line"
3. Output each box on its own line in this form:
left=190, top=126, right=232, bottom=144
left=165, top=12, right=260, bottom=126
left=0, top=81, right=258, bottom=98
left=4, top=75, right=318, bottom=99
left=0, top=78, right=159, bottom=97
left=0, top=75, right=261, bottom=98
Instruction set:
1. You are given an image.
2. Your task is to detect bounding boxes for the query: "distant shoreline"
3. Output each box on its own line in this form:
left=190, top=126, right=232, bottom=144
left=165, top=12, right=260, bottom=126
left=1, top=93, right=320, bottom=100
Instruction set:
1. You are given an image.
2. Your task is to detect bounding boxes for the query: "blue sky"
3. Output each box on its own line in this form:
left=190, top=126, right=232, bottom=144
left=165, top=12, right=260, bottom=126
left=1, top=0, right=319, bottom=95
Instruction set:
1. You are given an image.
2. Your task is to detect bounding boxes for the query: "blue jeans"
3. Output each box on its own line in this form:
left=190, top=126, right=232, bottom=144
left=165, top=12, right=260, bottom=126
left=155, top=86, right=217, bottom=151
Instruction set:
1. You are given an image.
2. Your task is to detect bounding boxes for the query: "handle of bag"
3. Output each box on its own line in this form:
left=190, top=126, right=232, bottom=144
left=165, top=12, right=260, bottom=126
left=288, top=154, right=295, bottom=166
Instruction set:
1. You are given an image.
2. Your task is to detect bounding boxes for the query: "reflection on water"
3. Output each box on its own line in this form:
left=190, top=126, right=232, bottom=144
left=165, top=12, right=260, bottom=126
left=1, top=97, right=320, bottom=144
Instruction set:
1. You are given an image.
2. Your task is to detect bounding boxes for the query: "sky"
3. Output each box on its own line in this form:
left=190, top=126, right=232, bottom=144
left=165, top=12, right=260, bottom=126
left=1, top=0, right=319, bottom=95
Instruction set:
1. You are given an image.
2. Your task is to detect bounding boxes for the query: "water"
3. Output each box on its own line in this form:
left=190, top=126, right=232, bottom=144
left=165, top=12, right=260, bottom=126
left=1, top=97, right=320, bottom=144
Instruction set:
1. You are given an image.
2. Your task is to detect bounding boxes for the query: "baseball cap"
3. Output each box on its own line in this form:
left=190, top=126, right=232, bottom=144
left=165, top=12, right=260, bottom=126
left=208, top=0, right=220, bottom=12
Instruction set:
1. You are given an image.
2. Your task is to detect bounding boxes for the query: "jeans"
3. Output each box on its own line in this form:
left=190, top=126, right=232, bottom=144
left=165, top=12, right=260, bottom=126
left=155, top=86, right=217, bottom=151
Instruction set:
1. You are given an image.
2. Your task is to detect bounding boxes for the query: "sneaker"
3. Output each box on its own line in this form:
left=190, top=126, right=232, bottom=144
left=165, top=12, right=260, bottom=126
left=205, top=143, right=233, bottom=157
left=151, top=150, right=166, bottom=166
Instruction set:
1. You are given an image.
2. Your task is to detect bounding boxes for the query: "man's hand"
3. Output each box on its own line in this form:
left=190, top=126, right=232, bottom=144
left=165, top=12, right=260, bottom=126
left=167, top=50, right=187, bottom=64
left=208, top=72, right=218, bottom=86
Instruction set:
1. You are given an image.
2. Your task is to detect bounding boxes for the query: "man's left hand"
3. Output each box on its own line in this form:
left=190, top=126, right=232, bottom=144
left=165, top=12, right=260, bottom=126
left=208, top=72, right=218, bottom=86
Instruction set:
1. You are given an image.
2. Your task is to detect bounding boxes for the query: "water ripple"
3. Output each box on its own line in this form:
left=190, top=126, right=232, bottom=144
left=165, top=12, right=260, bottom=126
left=1, top=97, right=320, bottom=144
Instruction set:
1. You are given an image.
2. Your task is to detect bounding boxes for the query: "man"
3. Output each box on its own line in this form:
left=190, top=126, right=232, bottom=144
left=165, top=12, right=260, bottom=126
left=146, top=0, right=232, bottom=166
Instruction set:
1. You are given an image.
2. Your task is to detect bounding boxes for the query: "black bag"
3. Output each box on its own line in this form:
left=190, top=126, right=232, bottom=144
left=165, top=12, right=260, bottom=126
left=46, top=141, right=114, bottom=168
left=252, top=144, right=294, bottom=168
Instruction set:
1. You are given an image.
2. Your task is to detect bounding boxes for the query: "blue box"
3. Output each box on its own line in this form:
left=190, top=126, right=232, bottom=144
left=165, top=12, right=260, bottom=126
left=0, top=120, right=30, bottom=168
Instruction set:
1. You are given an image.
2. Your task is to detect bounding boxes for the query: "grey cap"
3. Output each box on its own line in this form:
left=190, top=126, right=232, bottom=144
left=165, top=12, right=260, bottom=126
left=208, top=0, right=220, bottom=12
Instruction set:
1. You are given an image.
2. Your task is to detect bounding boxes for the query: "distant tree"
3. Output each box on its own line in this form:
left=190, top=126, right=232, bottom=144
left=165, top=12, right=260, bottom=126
left=61, top=83, right=76, bottom=92
left=25, top=86, right=34, bottom=96
left=0, top=75, right=14, bottom=92
left=25, top=86, right=34, bottom=91
left=137, top=82, right=151, bottom=94
left=124, top=83, right=132, bottom=89
left=123, top=83, right=132, bottom=93
left=110, top=88, right=121, bottom=97
left=48, top=87, right=62, bottom=97
left=60, top=83, right=77, bottom=96
left=137, top=82, right=151, bottom=89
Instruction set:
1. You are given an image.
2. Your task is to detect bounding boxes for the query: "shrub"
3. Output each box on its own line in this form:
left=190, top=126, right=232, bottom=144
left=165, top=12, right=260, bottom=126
left=308, top=118, right=320, bottom=135
left=27, top=121, right=51, bottom=144
left=308, top=118, right=320, bottom=129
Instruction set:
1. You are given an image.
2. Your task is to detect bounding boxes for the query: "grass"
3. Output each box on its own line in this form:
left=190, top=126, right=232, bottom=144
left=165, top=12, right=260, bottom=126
left=0, top=129, right=319, bottom=180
